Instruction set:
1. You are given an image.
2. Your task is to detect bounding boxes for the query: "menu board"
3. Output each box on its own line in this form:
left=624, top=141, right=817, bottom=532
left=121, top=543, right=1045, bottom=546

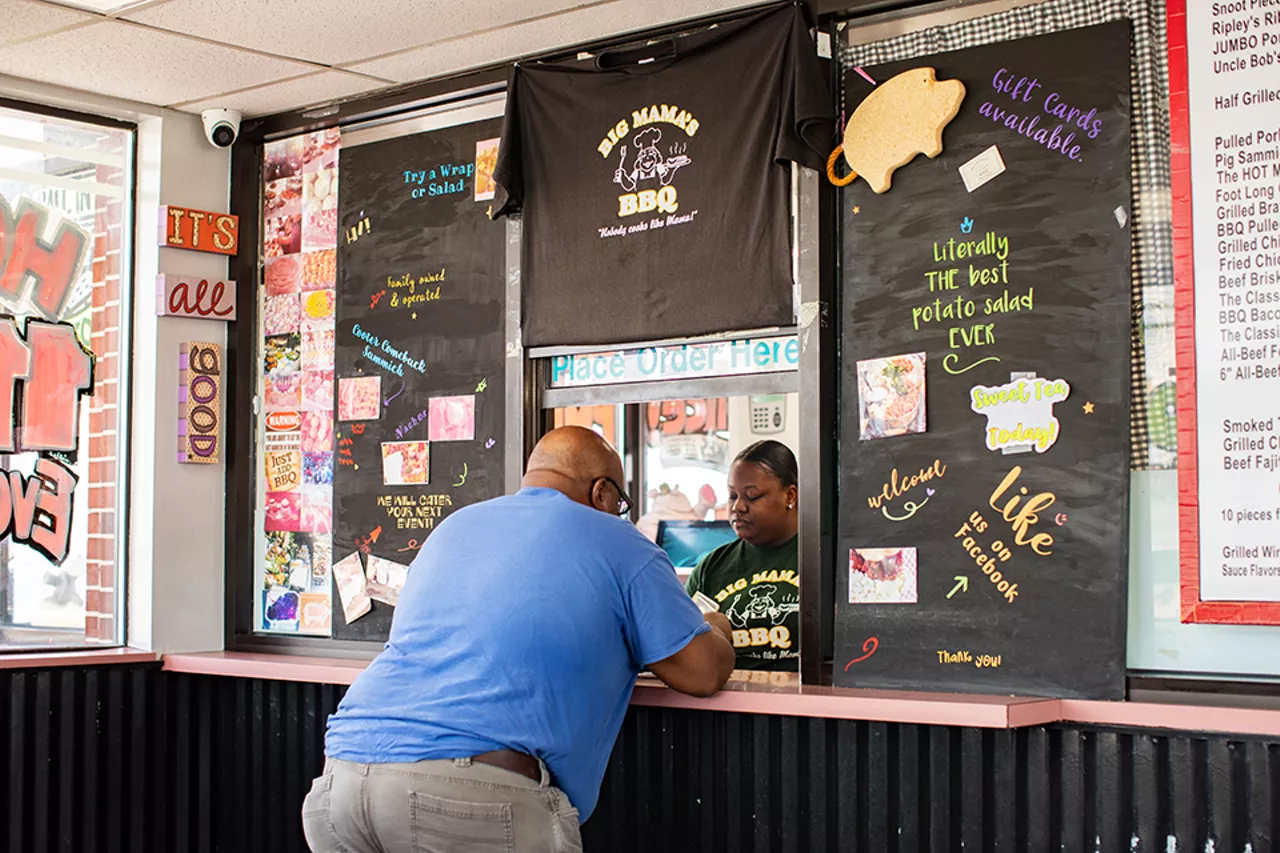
left=834, top=23, right=1132, bottom=699
left=330, top=118, right=506, bottom=640
left=1182, top=1, right=1280, bottom=617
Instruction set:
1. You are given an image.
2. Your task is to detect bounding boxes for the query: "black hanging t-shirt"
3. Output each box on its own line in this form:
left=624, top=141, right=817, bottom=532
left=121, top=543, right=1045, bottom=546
left=493, top=3, right=834, bottom=347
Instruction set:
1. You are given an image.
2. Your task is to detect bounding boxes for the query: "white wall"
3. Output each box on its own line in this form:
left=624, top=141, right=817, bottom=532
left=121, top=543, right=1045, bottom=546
left=726, top=392, right=801, bottom=466
left=132, top=113, right=229, bottom=653
left=0, top=74, right=229, bottom=653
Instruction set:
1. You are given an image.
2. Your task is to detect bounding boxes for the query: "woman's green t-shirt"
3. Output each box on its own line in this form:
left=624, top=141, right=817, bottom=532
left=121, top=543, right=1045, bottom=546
left=685, top=536, right=799, bottom=671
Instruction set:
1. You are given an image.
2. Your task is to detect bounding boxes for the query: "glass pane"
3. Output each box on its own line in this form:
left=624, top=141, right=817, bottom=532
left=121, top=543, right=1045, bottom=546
left=637, top=393, right=798, bottom=579
left=0, top=105, right=132, bottom=649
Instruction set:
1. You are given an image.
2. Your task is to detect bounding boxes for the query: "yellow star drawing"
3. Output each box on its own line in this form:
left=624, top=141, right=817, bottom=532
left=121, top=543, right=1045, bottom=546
left=1083, top=401, right=1095, bottom=414
left=853, top=206, right=861, bottom=214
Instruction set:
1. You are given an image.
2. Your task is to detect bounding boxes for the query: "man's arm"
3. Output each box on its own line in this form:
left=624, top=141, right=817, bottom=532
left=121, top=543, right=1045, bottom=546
left=647, top=612, right=735, bottom=697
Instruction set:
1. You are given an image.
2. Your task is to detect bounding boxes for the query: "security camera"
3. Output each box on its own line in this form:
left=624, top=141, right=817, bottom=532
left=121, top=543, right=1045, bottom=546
left=201, top=109, right=241, bottom=148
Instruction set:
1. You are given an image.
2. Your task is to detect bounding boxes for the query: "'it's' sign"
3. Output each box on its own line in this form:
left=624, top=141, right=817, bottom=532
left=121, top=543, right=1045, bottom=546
left=158, top=205, right=238, bottom=255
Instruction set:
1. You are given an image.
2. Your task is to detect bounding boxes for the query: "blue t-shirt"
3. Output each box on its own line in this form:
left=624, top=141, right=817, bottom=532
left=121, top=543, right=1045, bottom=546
left=325, top=487, right=710, bottom=820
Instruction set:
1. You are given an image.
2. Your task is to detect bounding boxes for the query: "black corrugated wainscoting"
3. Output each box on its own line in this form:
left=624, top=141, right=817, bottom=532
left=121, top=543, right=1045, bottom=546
left=3, top=665, right=1279, bottom=852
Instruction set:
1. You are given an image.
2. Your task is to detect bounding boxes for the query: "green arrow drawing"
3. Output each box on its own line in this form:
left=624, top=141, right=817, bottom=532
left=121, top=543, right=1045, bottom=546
left=947, top=576, right=969, bottom=600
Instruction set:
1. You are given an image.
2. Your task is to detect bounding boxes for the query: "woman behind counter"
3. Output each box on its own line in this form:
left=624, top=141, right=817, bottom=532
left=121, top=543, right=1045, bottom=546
left=685, top=440, right=799, bottom=671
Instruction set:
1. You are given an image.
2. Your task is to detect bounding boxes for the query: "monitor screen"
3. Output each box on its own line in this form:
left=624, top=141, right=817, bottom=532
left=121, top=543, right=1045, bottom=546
left=657, top=520, right=737, bottom=569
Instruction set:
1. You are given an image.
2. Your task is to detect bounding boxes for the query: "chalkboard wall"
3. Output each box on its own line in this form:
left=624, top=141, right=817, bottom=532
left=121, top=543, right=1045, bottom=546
left=835, top=22, right=1132, bottom=699
left=332, top=118, right=506, bottom=640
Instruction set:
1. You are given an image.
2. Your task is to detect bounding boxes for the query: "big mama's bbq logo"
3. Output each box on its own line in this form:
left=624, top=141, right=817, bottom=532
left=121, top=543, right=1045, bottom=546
left=597, top=104, right=701, bottom=225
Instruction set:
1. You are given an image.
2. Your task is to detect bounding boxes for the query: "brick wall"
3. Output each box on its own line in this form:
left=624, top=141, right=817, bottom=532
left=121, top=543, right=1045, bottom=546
left=84, top=152, right=124, bottom=644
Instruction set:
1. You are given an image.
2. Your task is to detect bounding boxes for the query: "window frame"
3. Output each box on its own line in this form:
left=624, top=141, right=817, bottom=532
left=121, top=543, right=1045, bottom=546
left=228, top=87, right=511, bottom=656
left=0, top=96, right=137, bottom=652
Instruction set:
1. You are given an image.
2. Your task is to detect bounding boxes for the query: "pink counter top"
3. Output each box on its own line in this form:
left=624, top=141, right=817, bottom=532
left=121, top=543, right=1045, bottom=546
left=158, top=651, right=1280, bottom=737
left=0, top=647, right=159, bottom=669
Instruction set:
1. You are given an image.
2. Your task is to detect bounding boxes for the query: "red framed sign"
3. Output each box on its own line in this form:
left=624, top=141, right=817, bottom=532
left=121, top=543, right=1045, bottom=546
left=1172, top=0, right=1280, bottom=624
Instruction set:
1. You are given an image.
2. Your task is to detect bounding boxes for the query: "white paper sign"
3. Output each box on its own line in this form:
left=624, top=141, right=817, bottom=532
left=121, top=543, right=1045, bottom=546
left=1185, top=1, right=1280, bottom=601
left=958, top=145, right=1006, bottom=192
left=969, top=377, right=1071, bottom=453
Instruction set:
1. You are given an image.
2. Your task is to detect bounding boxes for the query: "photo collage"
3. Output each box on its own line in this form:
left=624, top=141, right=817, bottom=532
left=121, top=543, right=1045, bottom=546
left=259, top=127, right=340, bottom=635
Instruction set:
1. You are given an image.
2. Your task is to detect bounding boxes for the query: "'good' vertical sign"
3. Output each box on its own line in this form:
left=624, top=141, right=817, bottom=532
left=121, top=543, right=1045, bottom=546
left=178, top=342, right=221, bottom=464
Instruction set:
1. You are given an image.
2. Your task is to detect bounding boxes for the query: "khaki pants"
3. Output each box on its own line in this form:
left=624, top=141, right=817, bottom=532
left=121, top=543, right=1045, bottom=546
left=302, top=757, right=583, bottom=853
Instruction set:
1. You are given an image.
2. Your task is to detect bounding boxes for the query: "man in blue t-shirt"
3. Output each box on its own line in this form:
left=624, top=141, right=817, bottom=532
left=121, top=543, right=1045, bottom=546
left=303, top=426, right=735, bottom=853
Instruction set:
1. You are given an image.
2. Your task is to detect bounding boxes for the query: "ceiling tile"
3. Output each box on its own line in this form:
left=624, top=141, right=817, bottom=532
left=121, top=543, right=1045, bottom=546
left=344, top=0, right=755, bottom=84
left=176, top=69, right=391, bottom=117
left=0, top=19, right=318, bottom=106
left=0, top=0, right=96, bottom=46
left=123, top=0, right=595, bottom=66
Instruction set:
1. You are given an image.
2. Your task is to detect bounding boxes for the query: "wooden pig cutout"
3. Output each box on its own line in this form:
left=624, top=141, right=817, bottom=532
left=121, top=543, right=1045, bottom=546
left=828, top=67, right=966, bottom=193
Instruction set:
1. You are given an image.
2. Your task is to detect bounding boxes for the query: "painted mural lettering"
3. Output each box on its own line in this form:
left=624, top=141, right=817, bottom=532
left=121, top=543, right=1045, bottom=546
left=0, top=192, right=97, bottom=565
left=0, top=196, right=90, bottom=321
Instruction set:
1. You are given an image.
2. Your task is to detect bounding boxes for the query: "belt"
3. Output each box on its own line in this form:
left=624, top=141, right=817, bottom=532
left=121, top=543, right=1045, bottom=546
left=470, top=749, right=541, bottom=783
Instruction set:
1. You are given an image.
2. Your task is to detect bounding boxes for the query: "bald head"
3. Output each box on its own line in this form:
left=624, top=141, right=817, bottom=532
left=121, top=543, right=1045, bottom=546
left=523, top=426, right=626, bottom=513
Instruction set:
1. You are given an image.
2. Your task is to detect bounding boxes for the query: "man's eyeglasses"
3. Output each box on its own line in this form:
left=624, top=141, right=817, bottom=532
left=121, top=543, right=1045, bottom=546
left=594, top=477, right=632, bottom=517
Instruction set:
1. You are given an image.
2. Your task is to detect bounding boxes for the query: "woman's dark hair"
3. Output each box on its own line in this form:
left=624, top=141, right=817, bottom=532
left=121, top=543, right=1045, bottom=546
left=733, top=440, right=797, bottom=489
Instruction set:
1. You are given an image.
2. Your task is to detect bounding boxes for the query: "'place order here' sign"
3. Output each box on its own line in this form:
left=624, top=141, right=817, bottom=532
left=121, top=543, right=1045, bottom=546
left=548, top=335, right=799, bottom=388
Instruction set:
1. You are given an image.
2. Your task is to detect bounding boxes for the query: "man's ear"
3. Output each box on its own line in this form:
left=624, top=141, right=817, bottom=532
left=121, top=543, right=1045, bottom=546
left=587, top=478, right=608, bottom=512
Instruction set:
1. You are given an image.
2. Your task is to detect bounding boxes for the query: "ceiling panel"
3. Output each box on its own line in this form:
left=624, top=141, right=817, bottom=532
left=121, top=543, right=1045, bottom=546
left=344, top=0, right=756, bottom=84
left=0, top=0, right=96, bottom=46
left=123, top=0, right=599, bottom=66
left=0, top=19, right=318, bottom=106
left=176, top=69, right=392, bottom=117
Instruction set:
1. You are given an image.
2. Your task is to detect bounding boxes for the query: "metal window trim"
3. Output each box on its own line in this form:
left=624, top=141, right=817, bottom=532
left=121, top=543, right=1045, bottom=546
left=0, top=101, right=137, bottom=646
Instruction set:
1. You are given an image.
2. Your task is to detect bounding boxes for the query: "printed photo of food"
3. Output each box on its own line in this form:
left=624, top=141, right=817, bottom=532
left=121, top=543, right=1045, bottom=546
left=381, top=440, right=430, bottom=486
left=264, top=136, right=303, bottom=182
left=303, top=289, right=336, bottom=322
left=265, top=214, right=302, bottom=258
left=302, top=127, right=340, bottom=174
left=304, top=452, right=334, bottom=486
left=857, top=352, right=926, bottom=440
left=264, top=491, right=302, bottom=532
left=300, top=323, right=335, bottom=371
left=264, top=176, right=301, bottom=219
left=310, top=534, right=332, bottom=591
left=264, top=333, right=301, bottom=376
left=364, top=555, right=409, bottom=606
left=264, top=294, right=301, bottom=336
left=475, top=137, right=500, bottom=201
left=299, top=592, right=331, bottom=633
left=263, top=530, right=300, bottom=589
left=302, top=168, right=339, bottom=252
left=338, top=375, right=381, bottom=421
left=302, top=250, right=336, bottom=291
left=429, top=395, right=475, bottom=441
left=264, top=253, right=302, bottom=295
left=264, top=587, right=300, bottom=629
left=300, top=486, right=333, bottom=535
left=301, top=410, right=334, bottom=454
left=848, top=547, right=918, bottom=604
left=263, top=372, right=302, bottom=410
left=301, top=369, right=334, bottom=410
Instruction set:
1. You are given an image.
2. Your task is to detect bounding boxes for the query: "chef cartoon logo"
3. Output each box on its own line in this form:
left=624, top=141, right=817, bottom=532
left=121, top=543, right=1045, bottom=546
left=597, top=104, right=700, bottom=219
left=614, top=127, right=691, bottom=193
left=720, top=577, right=800, bottom=653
